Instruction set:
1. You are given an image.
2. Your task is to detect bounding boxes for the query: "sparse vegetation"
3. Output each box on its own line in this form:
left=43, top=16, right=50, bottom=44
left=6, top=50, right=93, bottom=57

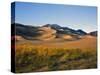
left=15, top=44, right=97, bottom=73
left=13, top=22, right=97, bottom=73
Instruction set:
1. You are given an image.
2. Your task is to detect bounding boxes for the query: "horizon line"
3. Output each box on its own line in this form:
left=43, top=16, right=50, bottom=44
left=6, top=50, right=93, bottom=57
left=12, top=22, right=97, bottom=33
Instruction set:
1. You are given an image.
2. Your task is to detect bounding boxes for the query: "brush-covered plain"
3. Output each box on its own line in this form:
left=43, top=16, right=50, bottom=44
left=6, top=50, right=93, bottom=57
left=15, top=43, right=97, bottom=73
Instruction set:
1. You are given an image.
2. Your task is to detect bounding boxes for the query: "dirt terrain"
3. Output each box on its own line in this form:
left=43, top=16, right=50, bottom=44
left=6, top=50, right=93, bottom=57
left=15, top=35, right=97, bottom=73
left=16, top=35, right=97, bottom=49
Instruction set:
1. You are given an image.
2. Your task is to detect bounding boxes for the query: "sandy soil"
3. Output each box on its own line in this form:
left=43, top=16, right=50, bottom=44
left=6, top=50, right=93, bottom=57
left=16, top=36, right=97, bottom=49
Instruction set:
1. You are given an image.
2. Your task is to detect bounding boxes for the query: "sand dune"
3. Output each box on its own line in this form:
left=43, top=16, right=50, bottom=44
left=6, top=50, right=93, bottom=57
left=15, top=35, right=25, bottom=41
left=37, top=27, right=56, bottom=40
left=16, top=36, right=97, bottom=49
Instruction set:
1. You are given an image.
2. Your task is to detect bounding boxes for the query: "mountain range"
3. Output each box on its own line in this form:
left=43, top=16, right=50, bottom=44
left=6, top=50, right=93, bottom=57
left=12, top=23, right=97, bottom=41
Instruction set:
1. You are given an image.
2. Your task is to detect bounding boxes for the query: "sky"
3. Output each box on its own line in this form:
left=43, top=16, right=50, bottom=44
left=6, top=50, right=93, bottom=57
left=11, top=2, right=97, bottom=33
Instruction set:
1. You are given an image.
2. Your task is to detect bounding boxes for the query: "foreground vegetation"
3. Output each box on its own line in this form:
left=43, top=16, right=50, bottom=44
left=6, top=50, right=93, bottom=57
left=15, top=44, right=97, bottom=73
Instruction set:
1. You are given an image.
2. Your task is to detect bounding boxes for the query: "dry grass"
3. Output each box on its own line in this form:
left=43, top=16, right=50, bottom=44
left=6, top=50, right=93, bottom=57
left=15, top=43, right=97, bottom=73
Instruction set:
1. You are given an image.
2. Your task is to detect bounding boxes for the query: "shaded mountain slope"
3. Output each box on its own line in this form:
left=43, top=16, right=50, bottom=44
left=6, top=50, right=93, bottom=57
left=12, top=23, right=97, bottom=41
left=89, top=31, right=97, bottom=36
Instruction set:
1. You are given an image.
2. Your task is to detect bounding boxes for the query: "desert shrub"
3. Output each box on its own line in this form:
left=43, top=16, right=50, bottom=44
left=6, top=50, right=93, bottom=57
left=15, top=44, right=97, bottom=73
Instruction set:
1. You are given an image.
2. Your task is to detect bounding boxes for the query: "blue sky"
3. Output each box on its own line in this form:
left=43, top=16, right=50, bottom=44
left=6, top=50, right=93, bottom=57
left=12, top=2, right=97, bottom=33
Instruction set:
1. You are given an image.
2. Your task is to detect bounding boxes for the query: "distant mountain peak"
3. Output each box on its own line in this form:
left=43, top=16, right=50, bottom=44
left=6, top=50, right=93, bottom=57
left=89, top=31, right=97, bottom=36
left=76, top=29, right=87, bottom=35
left=43, top=24, right=61, bottom=29
left=13, top=23, right=97, bottom=41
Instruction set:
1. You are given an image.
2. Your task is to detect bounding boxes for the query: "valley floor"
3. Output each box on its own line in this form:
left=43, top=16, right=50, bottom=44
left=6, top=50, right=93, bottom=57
left=16, top=36, right=97, bottom=49
left=15, top=37, right=97, bottom=73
